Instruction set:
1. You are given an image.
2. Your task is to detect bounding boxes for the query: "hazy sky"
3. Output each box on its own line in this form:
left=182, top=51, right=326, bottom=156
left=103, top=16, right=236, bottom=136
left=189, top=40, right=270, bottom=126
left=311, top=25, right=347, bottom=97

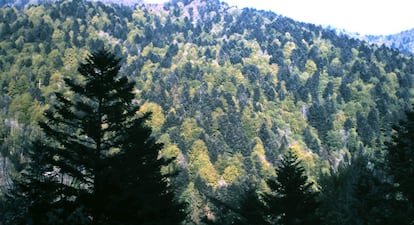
left=144, top=0, right=414, bottom=35
left=223, top=0, right=414, bottom=35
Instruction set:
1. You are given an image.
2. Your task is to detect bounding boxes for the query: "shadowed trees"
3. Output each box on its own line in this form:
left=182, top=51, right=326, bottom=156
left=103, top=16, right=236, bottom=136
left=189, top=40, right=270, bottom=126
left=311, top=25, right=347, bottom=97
left=4, top=48, right=185, bottom=225
left=205, top=149, right=319, bottom=225
left=385, top=108, right=414, bottom=223
left=263, top=150, right=319, bottom=225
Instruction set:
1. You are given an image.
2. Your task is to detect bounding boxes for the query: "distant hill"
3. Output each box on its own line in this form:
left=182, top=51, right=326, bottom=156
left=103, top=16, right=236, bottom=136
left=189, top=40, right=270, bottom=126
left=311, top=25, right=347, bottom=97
left=0, top=0, right=47, bottom=7
left=0, top=0, right=413, bottom=222
left=4, top=0, right=414, bottom=55
left=335, top=27, right=414, bottom=55
left=363, top=29, right=414, bottom=55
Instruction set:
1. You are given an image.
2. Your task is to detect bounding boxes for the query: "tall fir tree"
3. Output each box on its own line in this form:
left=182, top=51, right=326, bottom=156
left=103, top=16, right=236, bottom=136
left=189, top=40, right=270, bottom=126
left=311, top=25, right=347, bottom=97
left=263, top=150, right=319, bottom=225
left=385, top=108, right=414, bottom=222
left=6, top=48, right=185, bottom=225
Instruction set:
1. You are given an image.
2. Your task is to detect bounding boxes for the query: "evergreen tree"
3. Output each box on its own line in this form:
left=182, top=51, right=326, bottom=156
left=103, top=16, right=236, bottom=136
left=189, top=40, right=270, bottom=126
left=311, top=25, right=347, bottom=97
left=386, top=108, right=414, bottom=220
left=263, top=150, right=319, bottom=225
left=6, top=48, right=185, bottom=225
left=235, top=188, right=268, bottom=225
left=319, top=154, right=412, bottom=225
left=203, top=184, right=268, bottom=225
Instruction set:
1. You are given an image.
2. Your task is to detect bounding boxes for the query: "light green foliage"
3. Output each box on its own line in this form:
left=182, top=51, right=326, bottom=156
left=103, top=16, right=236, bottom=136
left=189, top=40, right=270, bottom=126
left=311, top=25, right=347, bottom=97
left=283, top=41, right=296, bottom=59
left=241, top=108, right=260, bottom=139
left=289, top=142, right=318, bottom=176
left=161, top=144, right=184, bottom=176
left=250, top=138, right=276, bottom=178
left=305, top=59, right=317, bottom=75
left=325, top=130, right=343, bottom=151
left=139, top=102, right=165, bottom=133
left=188, top=140, right=218, bottom=186
left=215, top=153, right=245, bottom=184
left=8, top=93, right=32, bottom=124
left=180, top=118, right=203, bottom=145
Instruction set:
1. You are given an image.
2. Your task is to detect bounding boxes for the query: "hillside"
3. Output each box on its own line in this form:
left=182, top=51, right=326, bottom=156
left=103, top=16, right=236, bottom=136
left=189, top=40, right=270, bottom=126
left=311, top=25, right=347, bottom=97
left=0, top=0, right=413, bottom=223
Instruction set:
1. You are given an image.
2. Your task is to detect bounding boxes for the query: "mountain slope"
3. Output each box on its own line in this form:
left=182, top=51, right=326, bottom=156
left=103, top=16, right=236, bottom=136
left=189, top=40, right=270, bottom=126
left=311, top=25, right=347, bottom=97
left=0, top=0, right=413, bottom=222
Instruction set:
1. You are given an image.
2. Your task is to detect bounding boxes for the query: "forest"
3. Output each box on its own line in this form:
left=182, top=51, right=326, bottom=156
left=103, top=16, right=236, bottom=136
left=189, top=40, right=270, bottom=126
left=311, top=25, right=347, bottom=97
left=0, top=0, right=413, bottom=224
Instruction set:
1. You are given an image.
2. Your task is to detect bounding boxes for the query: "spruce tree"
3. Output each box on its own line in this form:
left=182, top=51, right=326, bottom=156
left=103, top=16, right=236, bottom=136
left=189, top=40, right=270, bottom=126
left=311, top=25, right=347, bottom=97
left=7, top=48, right=185, bottom=225
left=263, top=150, right=319, bottom=225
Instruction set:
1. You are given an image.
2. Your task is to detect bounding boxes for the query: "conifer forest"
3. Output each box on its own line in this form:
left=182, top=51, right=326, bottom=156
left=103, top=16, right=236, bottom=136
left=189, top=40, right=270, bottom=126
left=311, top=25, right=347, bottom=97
left=0, top=0, right=413, bottom=224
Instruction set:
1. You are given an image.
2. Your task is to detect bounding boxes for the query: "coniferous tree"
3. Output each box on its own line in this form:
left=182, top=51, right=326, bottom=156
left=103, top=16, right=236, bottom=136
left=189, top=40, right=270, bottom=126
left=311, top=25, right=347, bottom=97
left=319, top=154, right=412, bottom=225
left=386, top=108, right=414, bottom=221
left=352, top=162, right=410, bottom=225
left=263, top=150, right=319, bottom=225
left=6, top=48, right=185, bottom=225
left=203, top=184, right=267, bottom=225
left=235, top=188, right=268, bottom=225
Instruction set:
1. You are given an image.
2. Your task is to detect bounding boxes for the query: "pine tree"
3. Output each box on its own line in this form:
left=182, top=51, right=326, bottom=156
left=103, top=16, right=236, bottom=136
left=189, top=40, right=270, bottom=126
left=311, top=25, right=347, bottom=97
left=263, top=150, right=319, bottom=225
left=7, top=48, right=185, bottom=225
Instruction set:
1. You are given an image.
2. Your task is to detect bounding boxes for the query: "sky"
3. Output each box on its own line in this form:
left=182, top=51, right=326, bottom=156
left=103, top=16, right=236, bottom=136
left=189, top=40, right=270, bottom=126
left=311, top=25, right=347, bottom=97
left=144, top=0, right=414, bottom=35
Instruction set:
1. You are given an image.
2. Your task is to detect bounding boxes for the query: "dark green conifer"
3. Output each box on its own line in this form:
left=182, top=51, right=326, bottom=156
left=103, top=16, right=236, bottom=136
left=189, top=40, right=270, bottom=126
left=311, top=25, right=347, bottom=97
left=318, top=154, right=412, bottom=225
left=386, top=108, right=414, bottom=222
left=7, top=48, right=185, bottom=225
left=235, top=188, right=268, bottom=225
left=263, top=150, right=319, bottom=225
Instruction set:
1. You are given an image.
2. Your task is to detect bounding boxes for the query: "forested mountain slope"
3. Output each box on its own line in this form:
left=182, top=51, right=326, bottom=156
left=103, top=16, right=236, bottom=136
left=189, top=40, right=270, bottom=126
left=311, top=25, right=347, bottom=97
left=0, top=0, right=413, bottom=222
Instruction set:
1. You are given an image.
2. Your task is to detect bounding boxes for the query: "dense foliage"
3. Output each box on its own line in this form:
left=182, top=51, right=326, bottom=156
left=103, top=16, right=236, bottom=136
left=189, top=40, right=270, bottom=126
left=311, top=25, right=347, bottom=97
left=2, top=49, right=185, bottom=225
left=0, top=0, right=413, bottom=223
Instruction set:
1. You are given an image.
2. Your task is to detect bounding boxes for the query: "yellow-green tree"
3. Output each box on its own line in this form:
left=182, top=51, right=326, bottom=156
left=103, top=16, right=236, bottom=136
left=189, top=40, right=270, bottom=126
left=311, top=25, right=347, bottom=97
left=188, top=139, right=218, bottom=187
